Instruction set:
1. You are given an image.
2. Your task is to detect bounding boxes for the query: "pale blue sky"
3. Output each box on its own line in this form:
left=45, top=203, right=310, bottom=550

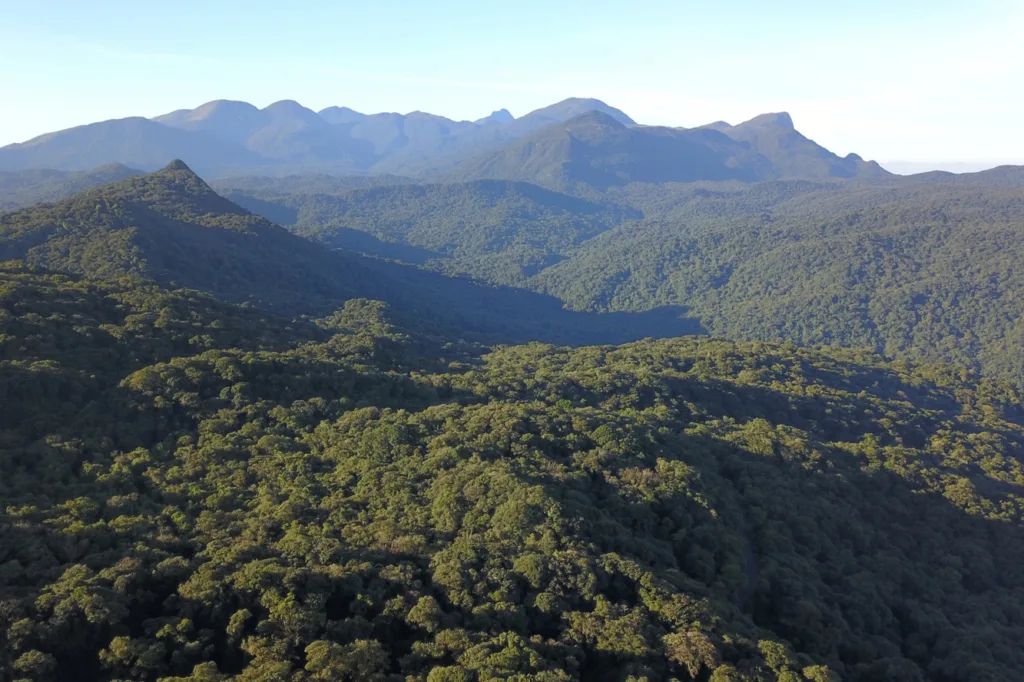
left=1, top=0, right=1021, bottom=167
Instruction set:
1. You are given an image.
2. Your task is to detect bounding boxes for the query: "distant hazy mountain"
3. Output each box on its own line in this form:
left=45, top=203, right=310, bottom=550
left=317, top=106, right=367, bottom=125
left=509, top=97, right=635, bottom=133
left=445, top=110, right=888, bottom=191
left=0, top=117, right=261, bottom=176
left=0, top=163, right=142, bottom=211
left=0, top=97, right=888, bottom=183
left=446, top=111, right=758, bottom=191
left=703, top=112, right=889, bottom=179
left=154, top=99, right=270, bottom=145
left=345, top=111, right=478, bottom=162
left=882, top=160, right=1019, bottom=175
left=475, top=108, right=515, bottom=125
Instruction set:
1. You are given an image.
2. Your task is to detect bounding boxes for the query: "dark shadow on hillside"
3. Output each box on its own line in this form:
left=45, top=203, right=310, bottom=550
left=222, top=191, right=300, bottom=225
left=354, top=254, right=708, bottom=346
left=521, top=253, right=567, bottom=277
left=323, top=228, right=443, bottom=265
left=107, top=206, right=706, bottom=349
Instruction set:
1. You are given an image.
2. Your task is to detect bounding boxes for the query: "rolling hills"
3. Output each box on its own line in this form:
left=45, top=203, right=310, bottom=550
left=221, top=178, right=640, bottom=284
left=0, top=161, right=703, bottom=346
left=218, top=165, right=1024, bottom=387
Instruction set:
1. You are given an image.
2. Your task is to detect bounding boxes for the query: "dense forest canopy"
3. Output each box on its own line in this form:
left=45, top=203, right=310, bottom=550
left=2, top=261, right=1024, bottom=682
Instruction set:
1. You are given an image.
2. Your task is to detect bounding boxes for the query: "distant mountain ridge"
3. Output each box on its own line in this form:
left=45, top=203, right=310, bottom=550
left=0, top=163, right=142, bottom=211
left=444, top=109, right=888, bottom=191
left=0, top=97, right=889, bottom=185
left=701, top=112, right=888, bottom=179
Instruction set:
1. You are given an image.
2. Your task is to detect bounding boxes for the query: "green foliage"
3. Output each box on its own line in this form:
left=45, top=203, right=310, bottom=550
left=2, top=264, right=1023, bottom=681
left=229, top=171, right=1024, bottom=386
left=0, top=164, right=705, bottom=347
left=0, top=161, right=384, bottom=314
left=535, top=177, right=1024, bottom=386
left=223, top=180, right=636, bottom=286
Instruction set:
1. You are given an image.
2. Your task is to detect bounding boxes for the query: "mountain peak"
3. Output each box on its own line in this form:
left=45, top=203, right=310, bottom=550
left=563, top=109, right=629, bottom=132
left=264, top=99, right=304, bottom=110
left=161, top=159, right=194, bottom=173
left=263, top=100, right=320, bottom=118
left=318, top=106, right=366, bottom=125
left=523, top=98, right=636, bottom=126
left=742, top=112, right=795, bottom=130
left=191, top=99, right=260, bottom=117
left=475, top=109, right=515, bottom=125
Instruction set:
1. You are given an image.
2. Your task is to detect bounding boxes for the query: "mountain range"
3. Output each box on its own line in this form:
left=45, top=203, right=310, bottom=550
left=0, top=97, right=887, bottom=187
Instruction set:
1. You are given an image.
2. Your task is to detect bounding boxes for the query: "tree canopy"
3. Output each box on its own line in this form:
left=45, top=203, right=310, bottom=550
left=2, top=261, right=1024, bottom=681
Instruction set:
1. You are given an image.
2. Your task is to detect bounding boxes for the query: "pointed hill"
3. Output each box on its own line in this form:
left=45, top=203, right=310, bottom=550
left=707, top=112, right=889, bottom=179
left=0, top=160, right=380, bottom=312
left=475, top=108, right=515, bottom=125
left=0, top=161, right=705, bottom=344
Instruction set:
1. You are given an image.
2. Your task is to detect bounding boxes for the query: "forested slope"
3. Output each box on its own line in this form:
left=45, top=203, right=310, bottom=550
left=221, top=180, right=638, bottom=285
left=2, top=262, right=1024, bottom=682
left=223, top=172, right=1024, bottom=386
left=0, top=162, right=704, bottom=347
left=535, top=179, right=1024, bottom=385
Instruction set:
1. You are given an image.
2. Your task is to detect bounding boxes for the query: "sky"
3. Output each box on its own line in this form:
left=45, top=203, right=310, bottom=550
left=1, top=0, right=1021, bottom=170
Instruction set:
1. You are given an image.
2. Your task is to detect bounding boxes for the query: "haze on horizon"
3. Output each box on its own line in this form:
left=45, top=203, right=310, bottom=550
left=2, top=0, right=1022, bottom=173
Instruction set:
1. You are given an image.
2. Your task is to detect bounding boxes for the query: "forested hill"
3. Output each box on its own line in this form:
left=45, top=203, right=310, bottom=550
left=221, top=171, right=1024, bottom=387
left=535, top=177, right=1024, bottom=386
left=0, top=161, right=705, bottom=347
left=2, top=261, right=1024, bottom=681
left=0, top=159, right=372, bottom=306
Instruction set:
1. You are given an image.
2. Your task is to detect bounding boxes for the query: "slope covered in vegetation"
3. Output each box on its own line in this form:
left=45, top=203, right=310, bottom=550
left=225, top=172, right=1024, bottom=387
left=0, top=162, right=704, bottom=347
left=2, top=262, right=1024, bottom=682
